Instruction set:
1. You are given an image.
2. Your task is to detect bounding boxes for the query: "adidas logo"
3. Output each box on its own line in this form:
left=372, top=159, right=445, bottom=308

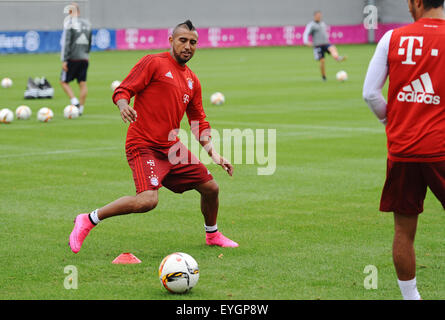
left=75, top=33, right=90, bottom=45
left=165, top=71, right=173, bottom=79
left=397, top=72, right=440, bottom=105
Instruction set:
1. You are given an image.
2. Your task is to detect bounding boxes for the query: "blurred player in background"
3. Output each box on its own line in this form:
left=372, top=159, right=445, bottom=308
left=303, top=10, right=346, bottom=81
left=363, top=0, right=445, bottom=300
left=60, top=2, right=92, bottom=115
left=69, top=20, right=239, bottom=253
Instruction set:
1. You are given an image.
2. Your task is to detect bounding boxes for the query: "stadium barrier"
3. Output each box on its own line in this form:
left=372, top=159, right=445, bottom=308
left=0, top=28, right=116, bottom=54
left=0, top=24, right=406, bottom=54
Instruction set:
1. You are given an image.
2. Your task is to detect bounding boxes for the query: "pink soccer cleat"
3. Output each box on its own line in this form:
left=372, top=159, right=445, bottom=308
left=206, top=231, right=239, bottom=248
left=69, top=214, right=95, bottom=253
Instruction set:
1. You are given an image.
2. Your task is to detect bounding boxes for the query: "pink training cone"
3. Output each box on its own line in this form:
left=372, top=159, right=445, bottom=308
left=112, top=253, right=142, bottom=264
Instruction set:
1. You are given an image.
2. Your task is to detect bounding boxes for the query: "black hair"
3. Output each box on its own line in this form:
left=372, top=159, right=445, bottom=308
left=175, top=19, right=196, bottom=31
left=422, top=0, right=444, bottom=9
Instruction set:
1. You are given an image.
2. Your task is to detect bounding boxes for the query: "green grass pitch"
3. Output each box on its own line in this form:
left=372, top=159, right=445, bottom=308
left=1, top=44, right=444, bottom=300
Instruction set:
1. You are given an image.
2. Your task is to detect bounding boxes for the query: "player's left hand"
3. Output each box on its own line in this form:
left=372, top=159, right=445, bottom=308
left=221, top=160, right=234, bottom=176
left=211, top=153, right=234, bottom=176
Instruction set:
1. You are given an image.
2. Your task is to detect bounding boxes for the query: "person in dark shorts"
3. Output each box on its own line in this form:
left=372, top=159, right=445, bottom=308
left=60, top=2, right=92, bottom=115
left=363, top=0, right=445, bottom=300
left=303, top=11, right=346, bottom=81
left=68, top=20, right=239, bottom=254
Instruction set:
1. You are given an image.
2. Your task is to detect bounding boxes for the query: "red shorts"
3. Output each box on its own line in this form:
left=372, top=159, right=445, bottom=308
left=380, top=159, right=445, bottom=215
left=126, top=143, right=213, bottom=194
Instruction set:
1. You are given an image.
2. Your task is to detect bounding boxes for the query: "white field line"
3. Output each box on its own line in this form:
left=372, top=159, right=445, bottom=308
left=0, top=146, right=120, bottom=159
left=0, top=123, right=382, bottom=160
left=210, top=120, right=384, bottom=134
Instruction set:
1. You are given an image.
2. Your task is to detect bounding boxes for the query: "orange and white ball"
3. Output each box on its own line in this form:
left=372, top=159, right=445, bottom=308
left=0, top=108, right=14, bottom=123
left=63, top=105, right=80, bottom=119
left=15, top=105, right=32, bottom=120
left=37, top=107, right=54, bottom=122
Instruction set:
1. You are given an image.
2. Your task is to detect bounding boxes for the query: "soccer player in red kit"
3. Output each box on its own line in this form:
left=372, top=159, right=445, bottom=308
left=363, top=0, right=445, bottom=300
left=69, top=20, right=238, bottom=253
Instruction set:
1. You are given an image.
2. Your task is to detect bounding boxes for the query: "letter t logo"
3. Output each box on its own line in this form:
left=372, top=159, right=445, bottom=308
left=398, top=36, right=423, bottom=65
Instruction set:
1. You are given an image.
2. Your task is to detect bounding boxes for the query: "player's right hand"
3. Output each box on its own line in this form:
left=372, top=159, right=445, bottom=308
left=62, top=61, right=68, bottom=72
left=118, top=103, right=137, bottom=123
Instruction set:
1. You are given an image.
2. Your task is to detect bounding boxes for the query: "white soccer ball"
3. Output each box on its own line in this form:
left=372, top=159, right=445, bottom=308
left=159, top=252, right=199, bottom=294
left=1, top=77, right=13, bottom=88
left=336, top=70, right=348, bottom=82
left=0, top=108, right=14, bottom=123
left=15, top=105, right=32, bottom=120
left=37, top=107, right=54, bottom=122
left=111, top=80, right=121, bottom=91
left=210, top=92, right=225, bottom=105
left=64, top=104, right=80, bottom=119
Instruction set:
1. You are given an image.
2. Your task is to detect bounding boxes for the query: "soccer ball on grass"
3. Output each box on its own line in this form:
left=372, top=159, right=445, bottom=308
left=1, top=77, right=13, bottom=88
left=37, top=107, right=54, bottom=122
left=0, top=108, right=14, bottom=123
left=336, top=70, right=348, bottom=82
left=210, top=92, right=225, bottom=105
left=64, top=105, right=80, bottom=119
left=158, top=252, right=199, bottom=293
left=16, top=105, right=32, bottom=120
left=111, top=80, right=121, bottom=91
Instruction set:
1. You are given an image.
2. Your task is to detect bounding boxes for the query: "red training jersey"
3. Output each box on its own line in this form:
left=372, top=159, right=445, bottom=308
left=387, top=18, right=445, bottom=162
left=112, top=52, right=210, bottom=150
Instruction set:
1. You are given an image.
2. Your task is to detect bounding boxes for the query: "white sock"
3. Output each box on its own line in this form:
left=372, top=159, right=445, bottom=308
left=89, top=209, right=101, bottom=225
left=398, top=278, right=421, bottom=300
left=78, top=105, right=84, bottom=114
left=204, top=224, right=218, bottom=233
left=70, top=97, right=79, bottom=106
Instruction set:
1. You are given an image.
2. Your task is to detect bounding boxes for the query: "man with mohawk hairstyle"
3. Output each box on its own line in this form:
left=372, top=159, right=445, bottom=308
left=69, top=20, right=239, bottom=254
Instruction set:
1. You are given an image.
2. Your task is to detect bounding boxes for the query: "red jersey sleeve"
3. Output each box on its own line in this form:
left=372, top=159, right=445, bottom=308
left=112, top=55, right=158, bottom=104
left=186, top=77, right=211, bottom=140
